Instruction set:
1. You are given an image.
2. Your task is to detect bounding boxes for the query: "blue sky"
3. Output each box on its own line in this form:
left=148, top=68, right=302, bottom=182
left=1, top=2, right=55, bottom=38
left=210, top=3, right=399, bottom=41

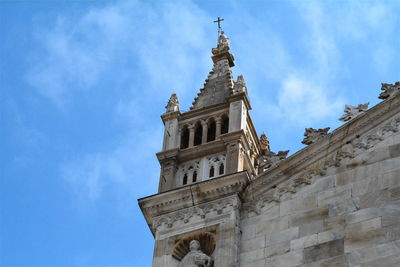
left=1, top=0, right=399, bottom=266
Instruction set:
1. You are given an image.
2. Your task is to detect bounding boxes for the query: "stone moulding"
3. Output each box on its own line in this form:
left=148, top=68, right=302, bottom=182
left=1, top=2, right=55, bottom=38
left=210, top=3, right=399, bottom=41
left=152, top=195, right=241, bottom=232
left=139, top=171, right=249, bottom=235
left=243, top=94, right=400, bottom=215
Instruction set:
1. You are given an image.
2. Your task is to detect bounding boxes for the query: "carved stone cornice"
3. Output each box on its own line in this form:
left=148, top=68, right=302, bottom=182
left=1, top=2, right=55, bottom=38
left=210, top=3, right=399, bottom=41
left=138, top=171, right=250, bottom=235
left=156, top=148, right=179, bottom=163
left=244, top=94, right=400, bottom=214
left=152, top=195, right=241, bottom=233
left=161, top=111, right=181, bottom=124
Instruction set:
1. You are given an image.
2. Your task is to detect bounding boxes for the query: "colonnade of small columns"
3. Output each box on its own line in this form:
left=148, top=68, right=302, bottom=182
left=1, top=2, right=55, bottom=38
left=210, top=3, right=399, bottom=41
left=180, top=115, right=229, bottom=149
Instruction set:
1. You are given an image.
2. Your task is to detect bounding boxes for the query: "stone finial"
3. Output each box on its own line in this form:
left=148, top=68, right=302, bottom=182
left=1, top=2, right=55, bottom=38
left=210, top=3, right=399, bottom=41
left=259, top=150, right=289, bottom=171
left=212, top=31, right=230, bottom=56
left=379, top=81, right=400, bottom=99
left=302, top=127, right=330, bottom=145
left=260, top=133, right=270, bottom=152
left=233, top=75, right=248, bottom=94
left=165, top=93, right=179, bottom=113
left=339, top=102, right=369, bottom=122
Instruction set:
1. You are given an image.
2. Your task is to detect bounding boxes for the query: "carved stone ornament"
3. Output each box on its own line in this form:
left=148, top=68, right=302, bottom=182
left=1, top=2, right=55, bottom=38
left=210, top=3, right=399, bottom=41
left=379, top=81, right=400, bottom=100
left=178, top=240, right=213, bottom=267
left=233, top=75, right=247, bottom=94
left=211, top=31, right=230, bottom=56
left=339, top=102, right=369, bottom=122
left=259, top=150, right=289, bottom=172
left=259, top=133, right=270, bottom=152
left=302, top=127, right=330, bottom=145
left=165, top=93, right=179, bottom=113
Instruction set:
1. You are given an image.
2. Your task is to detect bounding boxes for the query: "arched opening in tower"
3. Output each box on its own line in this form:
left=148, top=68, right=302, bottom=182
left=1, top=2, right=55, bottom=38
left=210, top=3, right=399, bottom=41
left=207, top=119, right=216, bottom=142
left=221, top=115, right=229, bottom=134
left=180, top=126, right=189, bottom=149
left=194, top=122, right=202, bottom=146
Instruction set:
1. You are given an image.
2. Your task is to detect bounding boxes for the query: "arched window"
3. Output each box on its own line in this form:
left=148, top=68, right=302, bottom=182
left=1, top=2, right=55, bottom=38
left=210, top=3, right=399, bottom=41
left=207, top=119, right=216, bottom=142
left=180, top=126, right=189, bottom=149
left=219, top=163, right=224, bottom=175
left=221, top=115, right=229, bottom=134
left=192, top=171, right=197, bottom=183
left=183, top=174, right=188, bottom=185
left=209, top=166, right=215, bottom=178
left=193, top=122, right=202, bottom=146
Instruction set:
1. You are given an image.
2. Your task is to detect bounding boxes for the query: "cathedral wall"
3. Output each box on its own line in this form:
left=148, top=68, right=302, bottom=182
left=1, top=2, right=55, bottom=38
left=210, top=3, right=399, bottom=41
left=239, top=128, right=400, bottom=266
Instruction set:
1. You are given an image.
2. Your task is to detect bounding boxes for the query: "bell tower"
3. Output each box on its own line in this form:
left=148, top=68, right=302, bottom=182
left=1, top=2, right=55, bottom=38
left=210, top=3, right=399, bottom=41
left=139, top=30, right=262, bottom=267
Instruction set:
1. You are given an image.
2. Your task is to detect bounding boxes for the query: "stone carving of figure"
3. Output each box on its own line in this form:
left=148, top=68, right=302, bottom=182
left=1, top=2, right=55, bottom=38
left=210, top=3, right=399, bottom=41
left=379, top=81, right=400, bottom=99
left=339, top=102, right=369, bottom=122
left=302, top=127, right=330, bottom=145
left=179, top=240, right=212, bottom=267
left=259, top=133, right=270, bottom=152
left=165, top=93, right=179, bottom=113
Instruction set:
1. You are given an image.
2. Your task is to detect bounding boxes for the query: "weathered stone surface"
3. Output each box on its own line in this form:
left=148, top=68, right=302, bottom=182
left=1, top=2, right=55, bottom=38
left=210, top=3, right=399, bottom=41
left=328, top=198, right=358, bottom=217
left=268, top=227, right=299, bottom=246
left=303, top=239, right=344, bottom=264
left=280, top=195, right=317, bottom=216
left=266, top=250, right=303, bottom=267
left=299, top=220, right=323, bottom=237
left=256, top=216, right=289, bottom=236
left=290, top=207, right=329, bottom=227
left=290, top=234, right=318, bottom=250
left=318, top=228, right=344, bottom=243
left=264, top=241, right=290, bottom=257
left=302, top=255, right=348, bottom=267
left=345, top=240, right=400, bottom=266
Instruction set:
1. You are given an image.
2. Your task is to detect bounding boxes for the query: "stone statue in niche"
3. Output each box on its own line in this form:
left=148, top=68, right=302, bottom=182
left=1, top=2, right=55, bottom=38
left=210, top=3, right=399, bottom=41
left=302, top=127, right=330, bottom=145
left=379, top=81, right=400, bottom=99
left=179, top=240, right=213, bottom=267
left=339, top=102, right=369, bottom=122
left=165, top=93, right=179, bottom=113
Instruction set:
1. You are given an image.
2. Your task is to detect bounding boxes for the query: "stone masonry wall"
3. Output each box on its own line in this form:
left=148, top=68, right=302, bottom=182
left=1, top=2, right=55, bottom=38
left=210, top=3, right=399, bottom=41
left=240, top=126, right=400, bottom=266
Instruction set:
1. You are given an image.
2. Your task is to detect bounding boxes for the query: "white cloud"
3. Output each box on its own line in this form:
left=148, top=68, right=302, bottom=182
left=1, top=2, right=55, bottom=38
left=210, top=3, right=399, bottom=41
left=277, top=75, right=344, bottom=125
left=61, top=126, right=163, bottom=205
left=27, top=0, right=213, bottom=109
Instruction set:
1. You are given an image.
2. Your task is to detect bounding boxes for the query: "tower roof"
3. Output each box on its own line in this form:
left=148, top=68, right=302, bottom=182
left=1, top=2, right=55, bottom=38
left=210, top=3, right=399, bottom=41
left=190, top=31, right=237, bottom=110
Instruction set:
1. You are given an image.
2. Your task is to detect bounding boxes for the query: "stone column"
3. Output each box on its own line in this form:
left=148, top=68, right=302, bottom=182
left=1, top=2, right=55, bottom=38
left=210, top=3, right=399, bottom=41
left=201, top=120, right=208, bottom=144
left=188, top=124, right=195, bottom=148
left=216, top=117, right=222, bottom=138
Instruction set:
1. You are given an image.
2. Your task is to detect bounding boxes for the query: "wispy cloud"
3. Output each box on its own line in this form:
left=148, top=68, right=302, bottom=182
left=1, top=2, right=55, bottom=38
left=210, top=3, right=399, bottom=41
left=27, top=0, right=214, bottom=203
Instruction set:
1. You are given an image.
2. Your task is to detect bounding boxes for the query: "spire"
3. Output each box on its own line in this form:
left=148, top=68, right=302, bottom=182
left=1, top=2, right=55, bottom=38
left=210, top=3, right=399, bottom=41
left=190, top=31, right=235, bottom=110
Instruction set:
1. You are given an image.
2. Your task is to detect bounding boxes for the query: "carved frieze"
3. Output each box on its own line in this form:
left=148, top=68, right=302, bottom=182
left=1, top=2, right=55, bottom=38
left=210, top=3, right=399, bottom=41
left=152, top=196, right=241, bottom=232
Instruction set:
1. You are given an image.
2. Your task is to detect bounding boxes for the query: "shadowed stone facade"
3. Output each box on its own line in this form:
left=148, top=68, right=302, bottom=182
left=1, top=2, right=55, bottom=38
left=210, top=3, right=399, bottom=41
left=138, top=31, right=400, bottom=266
